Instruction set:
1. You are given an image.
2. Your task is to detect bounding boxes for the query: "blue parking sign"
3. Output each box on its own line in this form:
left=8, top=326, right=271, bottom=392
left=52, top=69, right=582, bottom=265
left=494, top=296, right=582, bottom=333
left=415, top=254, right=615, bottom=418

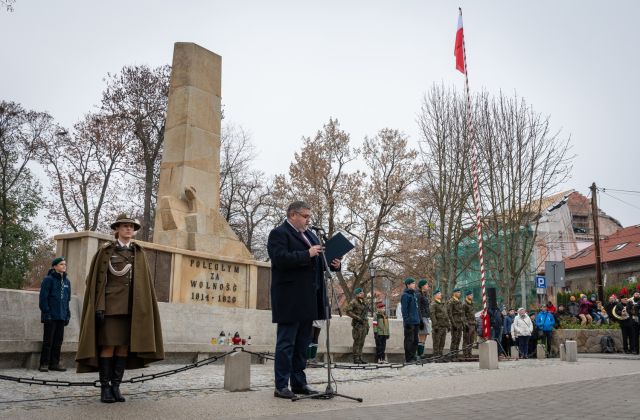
left=536, top=275, right=546, bottom=288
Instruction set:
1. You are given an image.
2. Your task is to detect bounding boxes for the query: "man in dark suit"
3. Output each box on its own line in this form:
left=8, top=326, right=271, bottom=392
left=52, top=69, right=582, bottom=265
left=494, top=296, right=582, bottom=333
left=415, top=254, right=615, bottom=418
left=268, top=201, right=341, bottom=399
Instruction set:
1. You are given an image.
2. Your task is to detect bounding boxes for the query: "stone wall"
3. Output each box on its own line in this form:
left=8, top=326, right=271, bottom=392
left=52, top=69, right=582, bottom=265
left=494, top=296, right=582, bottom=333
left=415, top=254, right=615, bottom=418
left=0, top=288, right=453, bottom=367
left=553, top=328, right=622, bottom=353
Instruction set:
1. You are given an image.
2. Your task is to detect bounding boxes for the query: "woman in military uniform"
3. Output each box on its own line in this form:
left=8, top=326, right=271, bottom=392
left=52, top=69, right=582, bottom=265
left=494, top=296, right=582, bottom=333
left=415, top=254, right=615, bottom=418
left=76, top=214, right=164, bottom=403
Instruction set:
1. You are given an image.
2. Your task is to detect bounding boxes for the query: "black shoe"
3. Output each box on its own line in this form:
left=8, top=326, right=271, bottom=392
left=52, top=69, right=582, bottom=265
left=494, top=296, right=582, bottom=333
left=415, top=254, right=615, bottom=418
left=49, top=365, right=67, bottom=372
left=38, top=365, right=49, bottom=372
left=274, top=388, right=296, bottom=399
left=291, top=385, right=319, bottom=395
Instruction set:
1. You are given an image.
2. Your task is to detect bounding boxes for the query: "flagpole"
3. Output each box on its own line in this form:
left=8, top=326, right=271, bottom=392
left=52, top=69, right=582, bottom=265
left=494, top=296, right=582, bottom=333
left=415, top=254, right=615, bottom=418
left=457, top=7, right=490, bottom=339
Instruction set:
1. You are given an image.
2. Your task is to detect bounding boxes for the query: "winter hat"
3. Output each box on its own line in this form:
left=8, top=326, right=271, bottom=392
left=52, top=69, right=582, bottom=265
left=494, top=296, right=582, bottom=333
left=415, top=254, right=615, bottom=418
left=418, top=279, right=428, bottom=288
left=376, top=302, right=385, bottom=308
left=465, top=290, right=473, bottom=297
left=51, top=256, right=65, bottom=266
left=452, top=287, right=461, bottom=293
left=433, top=288, right=441, bottom=296
left=404, top=278, right=416, bottom=286
left=354, top=287, right=363, bottom=295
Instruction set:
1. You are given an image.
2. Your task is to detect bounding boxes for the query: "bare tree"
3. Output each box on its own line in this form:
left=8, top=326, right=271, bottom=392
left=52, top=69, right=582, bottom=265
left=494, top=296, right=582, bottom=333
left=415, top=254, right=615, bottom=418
left=37, top=113, right=129, bottom=232
left=219, top=123, right=257, bottom=224
left=1, top=0, right=16, bottom=12
left=284, top=118, right=359, bottom=237
left=231, top=171, right=276, bottom=260
left=101, top=64, right=170, bottom=240
left=417, top=85, right=475, bottom=295
left=23, top=237, right=56, bottom=289
left=476, top=91, right=573, bottom=307
left=341, top=128, right=423, bottom=300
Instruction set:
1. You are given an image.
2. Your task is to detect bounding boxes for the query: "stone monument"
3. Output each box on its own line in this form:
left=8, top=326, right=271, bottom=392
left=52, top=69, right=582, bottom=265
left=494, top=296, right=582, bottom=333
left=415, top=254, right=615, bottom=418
left=54, top=43, right=270, bottom=309
left=154, top=42, right=251, bottom=259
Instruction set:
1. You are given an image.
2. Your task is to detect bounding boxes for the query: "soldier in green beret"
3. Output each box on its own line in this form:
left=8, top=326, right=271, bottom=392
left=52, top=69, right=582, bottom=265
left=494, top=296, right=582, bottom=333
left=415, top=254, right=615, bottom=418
left=462, top=290, right=477, bottom=358
left=345, top=287, right=369, bottom=364
left=430, top=289, right=450, bottom=360
left=447, top=288, right=464, bottom=360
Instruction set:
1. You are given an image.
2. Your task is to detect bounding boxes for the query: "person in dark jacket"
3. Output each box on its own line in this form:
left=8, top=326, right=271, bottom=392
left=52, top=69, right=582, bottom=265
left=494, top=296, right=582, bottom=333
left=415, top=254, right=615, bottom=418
left=566, top=295, right=580, bottom=321
left=416, top=279, right=431, bottom=357
left=39, top=257, right=71, bottom=372
left=628, top=291, right=640, bottom=354
left=502, top=309, right=515, bottom=356
left=613, top=295, right=633, bottom=353
left=267, top=201, right=340, bottom=399
left=401, top=278, right=421, bottom=362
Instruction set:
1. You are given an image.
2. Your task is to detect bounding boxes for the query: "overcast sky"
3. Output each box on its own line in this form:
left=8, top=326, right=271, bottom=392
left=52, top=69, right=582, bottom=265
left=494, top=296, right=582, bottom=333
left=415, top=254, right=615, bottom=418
left=1, top=0, right=639, bottom=228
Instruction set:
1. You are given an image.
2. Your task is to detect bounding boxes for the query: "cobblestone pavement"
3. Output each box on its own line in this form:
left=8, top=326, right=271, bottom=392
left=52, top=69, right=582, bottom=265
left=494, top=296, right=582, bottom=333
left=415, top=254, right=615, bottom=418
left=2, top=355, right=640, bottom=419
left=263, top=373, right=640, bottom=420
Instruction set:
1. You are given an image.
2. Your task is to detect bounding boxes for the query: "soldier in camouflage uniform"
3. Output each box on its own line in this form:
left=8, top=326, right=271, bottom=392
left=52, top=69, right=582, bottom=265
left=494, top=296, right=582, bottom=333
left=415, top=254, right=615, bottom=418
left=429, top=289, right=450, bottom=360
left=447, top=288, right=464, bottom=360
left=462, top=290, right=477, bottom=358
left=345, top=288, right=369, bottom=364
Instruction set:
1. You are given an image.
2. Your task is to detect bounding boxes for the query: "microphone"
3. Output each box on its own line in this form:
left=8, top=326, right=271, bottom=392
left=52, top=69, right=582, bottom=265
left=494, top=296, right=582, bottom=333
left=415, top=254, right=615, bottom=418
left=309, top=225, right=325, bottom=233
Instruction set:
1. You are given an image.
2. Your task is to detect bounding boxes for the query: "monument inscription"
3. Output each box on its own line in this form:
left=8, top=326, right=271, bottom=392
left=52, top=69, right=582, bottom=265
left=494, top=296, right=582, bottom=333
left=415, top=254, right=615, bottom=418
left=183, top=257, right=247, bottom=307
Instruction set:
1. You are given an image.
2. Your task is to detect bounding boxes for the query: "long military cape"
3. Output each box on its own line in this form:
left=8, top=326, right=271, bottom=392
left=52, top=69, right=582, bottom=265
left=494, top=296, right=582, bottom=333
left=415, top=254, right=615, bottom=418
left=76, top=241, right=164, bottom=372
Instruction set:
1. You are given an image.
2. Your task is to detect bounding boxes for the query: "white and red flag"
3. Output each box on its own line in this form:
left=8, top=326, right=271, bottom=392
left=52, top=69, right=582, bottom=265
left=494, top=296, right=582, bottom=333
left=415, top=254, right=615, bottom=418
left=454, top=12, right=465, bottom=74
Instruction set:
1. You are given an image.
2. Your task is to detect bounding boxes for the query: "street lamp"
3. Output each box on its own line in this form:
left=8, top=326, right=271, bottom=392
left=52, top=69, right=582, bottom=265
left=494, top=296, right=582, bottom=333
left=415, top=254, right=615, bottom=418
left=368, top=264, right=376, bottom=318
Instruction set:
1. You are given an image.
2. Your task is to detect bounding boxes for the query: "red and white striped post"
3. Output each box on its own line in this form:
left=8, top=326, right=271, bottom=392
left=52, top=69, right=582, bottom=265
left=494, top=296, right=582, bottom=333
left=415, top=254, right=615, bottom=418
left=455, top=7, right=490, bottom=339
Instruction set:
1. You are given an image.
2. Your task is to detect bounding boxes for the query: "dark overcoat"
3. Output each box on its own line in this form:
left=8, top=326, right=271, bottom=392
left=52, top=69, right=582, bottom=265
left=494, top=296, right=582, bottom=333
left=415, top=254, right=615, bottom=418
left=76, top=241, right=164, bottom=372
left=39, top=269, right=71, bottom=323
left=268, top=221, right=329, bottom=324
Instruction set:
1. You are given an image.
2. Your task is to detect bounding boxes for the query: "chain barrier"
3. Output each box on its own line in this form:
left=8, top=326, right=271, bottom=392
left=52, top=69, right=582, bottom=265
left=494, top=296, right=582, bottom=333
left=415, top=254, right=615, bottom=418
left=1, top=339, right=512, bottom=388
left=0, top=349, right=236, bottom=388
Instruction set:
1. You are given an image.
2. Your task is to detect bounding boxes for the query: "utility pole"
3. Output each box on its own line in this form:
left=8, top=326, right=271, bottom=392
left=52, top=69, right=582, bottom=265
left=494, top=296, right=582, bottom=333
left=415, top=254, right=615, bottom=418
left=590, top=182, right=604, bottom=302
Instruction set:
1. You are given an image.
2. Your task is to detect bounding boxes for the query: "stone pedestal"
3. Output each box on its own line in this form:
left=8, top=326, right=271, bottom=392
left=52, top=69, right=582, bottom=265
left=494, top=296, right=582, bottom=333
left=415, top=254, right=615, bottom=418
left=479, top=340, right=498, bottom=369
left=510, top=346, right=519, bottom=360
left=536, top=344, right=546, bottom=359
left=565, top=340, right=578, bottom=362
left=224, top=351, right=251, bottom=391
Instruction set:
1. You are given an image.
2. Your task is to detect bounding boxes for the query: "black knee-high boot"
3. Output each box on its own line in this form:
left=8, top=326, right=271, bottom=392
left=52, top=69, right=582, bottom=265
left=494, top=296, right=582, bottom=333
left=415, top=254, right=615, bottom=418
left=99, top=357, right=116, bottom=403
left=111, top=356, right=127, bottom=402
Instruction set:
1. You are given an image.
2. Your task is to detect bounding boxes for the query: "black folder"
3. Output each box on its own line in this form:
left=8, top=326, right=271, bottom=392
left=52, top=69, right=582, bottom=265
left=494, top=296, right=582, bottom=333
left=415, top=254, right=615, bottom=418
left=323, top=232, right=354, bottom=262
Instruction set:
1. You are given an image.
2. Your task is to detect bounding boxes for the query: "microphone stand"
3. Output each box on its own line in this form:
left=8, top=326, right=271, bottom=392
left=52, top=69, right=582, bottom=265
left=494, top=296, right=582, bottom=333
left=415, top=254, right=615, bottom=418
left=293, top=227, right=362, bottom=403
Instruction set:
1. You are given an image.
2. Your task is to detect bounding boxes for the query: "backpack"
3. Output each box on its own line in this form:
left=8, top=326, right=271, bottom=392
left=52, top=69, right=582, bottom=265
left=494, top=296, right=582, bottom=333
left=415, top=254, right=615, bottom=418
left=600, top=335, right=615, bottom=353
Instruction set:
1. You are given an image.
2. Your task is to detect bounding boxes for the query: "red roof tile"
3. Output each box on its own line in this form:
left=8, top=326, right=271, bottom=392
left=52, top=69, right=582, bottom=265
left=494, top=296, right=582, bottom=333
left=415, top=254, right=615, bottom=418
left=564, top=225, right=640, bottom=270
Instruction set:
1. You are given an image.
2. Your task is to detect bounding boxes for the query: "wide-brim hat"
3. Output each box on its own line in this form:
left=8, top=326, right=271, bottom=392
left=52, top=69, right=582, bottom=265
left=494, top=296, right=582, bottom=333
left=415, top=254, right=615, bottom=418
left=110, top=213, right=142, bottom=231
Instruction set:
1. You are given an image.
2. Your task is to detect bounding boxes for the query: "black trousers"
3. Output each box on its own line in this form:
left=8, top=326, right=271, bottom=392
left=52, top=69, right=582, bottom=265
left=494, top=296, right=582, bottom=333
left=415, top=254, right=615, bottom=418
left=40, top=320, right=65, bottom=367
left=274, top=321, right=312, bottom=390
left=631, top=322, right=640, bottom=354
left=374, top=333, right=388, bottom=360
left=403, top=324, right=419, bottom=362
left=621, top=324, right=632, bottom=352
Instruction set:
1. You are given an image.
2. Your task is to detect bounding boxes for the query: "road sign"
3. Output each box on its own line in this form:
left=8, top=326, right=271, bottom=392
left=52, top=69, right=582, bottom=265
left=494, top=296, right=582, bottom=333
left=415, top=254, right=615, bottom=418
left=536, top=275, right=546, bottom=288
left=545, top=261, right=565, bottom=288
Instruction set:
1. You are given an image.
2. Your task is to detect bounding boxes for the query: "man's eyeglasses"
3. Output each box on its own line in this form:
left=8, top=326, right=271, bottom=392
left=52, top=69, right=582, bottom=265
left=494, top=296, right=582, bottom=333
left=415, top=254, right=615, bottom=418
left=296, top=212, right=312, bottom=219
